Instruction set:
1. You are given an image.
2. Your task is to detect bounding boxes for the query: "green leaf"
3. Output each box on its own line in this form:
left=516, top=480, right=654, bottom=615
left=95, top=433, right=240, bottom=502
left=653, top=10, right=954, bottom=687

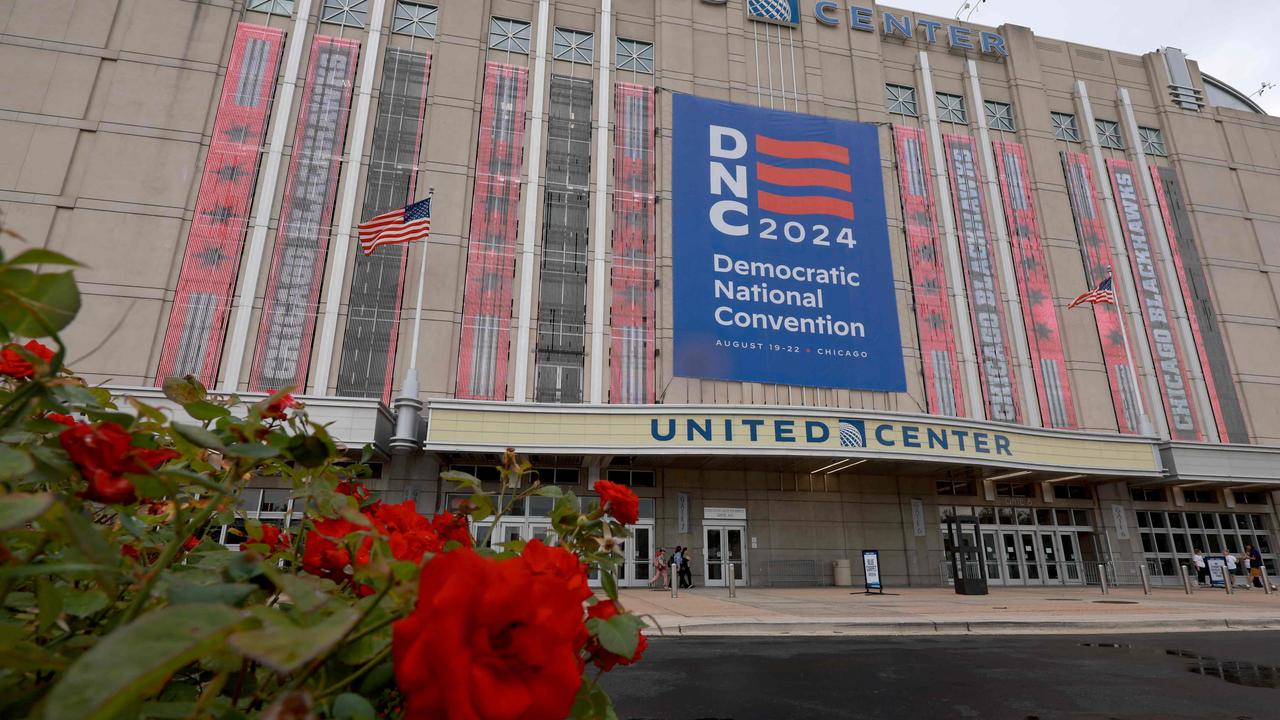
left=587, top=612, right=645, bottom=660
left=0, top=445, right=35, bottom=480
left=0, top=640, right=71, bottom=671
left=228, top=606, right=360, bottom=674
left=439, top=469, right=481, bottom=489
left=466, top=493, right=494, bottom=522
left=62, top=589, right=109, bottom=618
left=43, top=603, right=244, bottom=720
left=0, top=270, right=80, bottom=336
left=50, top=383, right=99, bottom=407
left=267, top=572, right=333, bottom=613
left=36, top=577, right=62, bottom=633
left=166, top=580, right=258, bottom=607
left=600, top=568, right=619, bottom=602
left=126, top=396, right=168, bottom=422
left=182, top=400, right=229, bottom=421
left=331, top=693, right=377, bottom=720
left=569, top=680, right=620, bottom=720
left=171, top=422, right=224, bottom=451
left=6, top=248, right=83, bottom=267
left=0, top=491, right=53, bottom=529
left=161, top=376, right=206, bottom=405
left=224, top=442, right=280, bottom=459
left=534, top=484, right=565, bottom=498
left=284, top=435, right=330, bottom=468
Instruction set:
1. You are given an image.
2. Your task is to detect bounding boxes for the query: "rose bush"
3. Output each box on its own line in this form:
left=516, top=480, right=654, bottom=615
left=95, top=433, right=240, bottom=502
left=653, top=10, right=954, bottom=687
left=0, top=231, right=646, bottom=718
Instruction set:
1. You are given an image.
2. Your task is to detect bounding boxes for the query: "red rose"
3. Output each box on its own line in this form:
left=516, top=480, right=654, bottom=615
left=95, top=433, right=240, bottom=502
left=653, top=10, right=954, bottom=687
left=262, top=391, right=297, bottom=420
left=45, top=413, right=77, bottom=426
left=520, top=538, right=591, bottom=603
left=370, top=500, right=444, bottom=562
left=0, top=340, right=54, bottom=379
left=183, top=535, right=201, bottom=552
left=128, top=447, right=180, bottom=472
left=585, top=599, right=647, bottom=671
left=60, top=421, right=179, bottom=504
left=336, top=480, right=371, bottom=503
left=120, top=544, right=141, bottom=561
left=430, top=511, right=474, bottom=549
left=255, top=525, right=291, bottom=553
left=392, top=546, right=589, bottom=720
left=301, top=517, right=372, bottom=584
left=594, top=480, right=639, bottom=526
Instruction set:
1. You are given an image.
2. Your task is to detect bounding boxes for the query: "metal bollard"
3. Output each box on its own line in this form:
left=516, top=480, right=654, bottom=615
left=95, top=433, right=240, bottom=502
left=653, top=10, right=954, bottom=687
left=1098, top=564, right=1109, bottom=595
left=727, top=560, right=737, bottom=598
left=1181, top=564, right=1193, bottom=595
left=1139, top=564, right=1151, bottom=595
left=671, top=573, right=678, bottom=599
left=1263, top=566, right=1273, bottom=596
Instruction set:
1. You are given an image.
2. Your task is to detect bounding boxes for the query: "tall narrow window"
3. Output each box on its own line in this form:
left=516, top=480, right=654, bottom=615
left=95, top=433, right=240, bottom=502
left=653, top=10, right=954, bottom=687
left=393, top=2, right=437, bottom=38
left=533, top=75, right=593, bottom=403
left=1139, top=126, right=1167, bottom=156
left=321, top=0, right=368, bottom=27
left=609, top=84, right=656, bottom=404
left=1050, top=111, right=1080, bottom=141
left=885, top=83, right=917, bottom=116
left=553, top=28, right=594, bottom=64
left=984, top=100, right=1015, bottom=131
left=489, top=17, right=532, bottom=53
left=935, top=92, right=967, bottom=123
left=615, top=39, right=653, bottom=73
left=1095, top=119, right=1124, bottom=149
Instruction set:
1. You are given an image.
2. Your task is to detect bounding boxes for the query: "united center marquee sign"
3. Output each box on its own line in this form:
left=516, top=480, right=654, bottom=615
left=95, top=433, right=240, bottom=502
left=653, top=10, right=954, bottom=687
left=423, top=402, right=1162, bottom=475
left=672, top=94, right=906, bottom=392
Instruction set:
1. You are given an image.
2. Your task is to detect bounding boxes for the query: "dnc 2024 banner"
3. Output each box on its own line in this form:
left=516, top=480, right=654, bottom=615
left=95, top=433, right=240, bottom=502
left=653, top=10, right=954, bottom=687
left=672, top=94, right=906, bottom=392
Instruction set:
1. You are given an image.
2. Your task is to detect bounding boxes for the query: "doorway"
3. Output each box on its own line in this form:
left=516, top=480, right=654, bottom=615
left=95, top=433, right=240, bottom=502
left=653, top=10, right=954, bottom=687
left=704, top=524, right=747, bottom=587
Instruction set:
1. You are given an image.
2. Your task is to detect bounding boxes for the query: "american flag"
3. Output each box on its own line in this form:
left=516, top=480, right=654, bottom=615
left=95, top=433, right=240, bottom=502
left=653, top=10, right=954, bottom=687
left=358, top=197, right=431, bottom=255
left=1068, top=274, right=1116, bottom=308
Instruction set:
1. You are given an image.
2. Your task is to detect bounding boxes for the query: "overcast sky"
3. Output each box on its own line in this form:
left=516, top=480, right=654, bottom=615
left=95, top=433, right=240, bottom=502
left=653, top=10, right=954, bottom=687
left=897, top=0, right=1280, bottom=114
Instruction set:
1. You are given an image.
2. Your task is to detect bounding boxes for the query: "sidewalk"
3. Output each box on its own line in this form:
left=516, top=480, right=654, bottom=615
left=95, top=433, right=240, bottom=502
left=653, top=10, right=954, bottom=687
left=617, top=584, right=1280, bottom=637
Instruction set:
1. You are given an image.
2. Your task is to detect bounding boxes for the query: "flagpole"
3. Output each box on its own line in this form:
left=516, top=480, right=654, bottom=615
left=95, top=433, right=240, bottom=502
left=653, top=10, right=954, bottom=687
left=390, top=187, right=434, bottom=454
left=1108, top=270, right=1155, bottom=436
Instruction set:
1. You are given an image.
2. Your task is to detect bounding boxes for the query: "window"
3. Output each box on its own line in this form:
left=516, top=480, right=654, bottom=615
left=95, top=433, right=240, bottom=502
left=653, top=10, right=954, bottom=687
left=935, top=480, right=977, bottom=496
left=553, top=28, right=594, bottom=64
left=1050, top=111, right=1080, bottom=142
left=1095, top=119, right=1124, bottom=149
left=533, top=467, right=582, bottom=485
left=1053, top=483, right=1091, bottom=500
left=1138, top=126, right=1167, bottom=156
left=1131, top=487, right=1167, bottom=502
left=615, top=38, right=653, bottom=73
left=215, top=487, right=303, bottom=547
left=446, top=464, right=501, bottom=483
left=1234, top=490, right=1267, bottom=505
left=393, top=2, right=437, bottom=38
left=606, top=469, right=656, bottom=487
left=935, top=92, right=966, bottom=123
left=321, top=0, right=367, bottom=26
left=984, top=100, right=1015, bottom=131
left=489, top=17, right=532, bottom=53
left=995, top=481, right=1032, bottom=498
left=885, top=83, right=918, bottom=117
left=247, top=0, right=293, bottom=13
left=1183, top=488, right=1217, bottom=504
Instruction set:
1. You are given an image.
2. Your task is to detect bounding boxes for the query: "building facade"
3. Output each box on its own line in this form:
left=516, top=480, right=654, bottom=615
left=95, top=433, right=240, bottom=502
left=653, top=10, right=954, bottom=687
left=4, top=0, right=1280, bottom=588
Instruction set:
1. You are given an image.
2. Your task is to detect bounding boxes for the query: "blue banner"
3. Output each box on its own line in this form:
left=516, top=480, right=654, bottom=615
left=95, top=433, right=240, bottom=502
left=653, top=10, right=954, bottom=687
left=672, top=94, right=906, bottom=392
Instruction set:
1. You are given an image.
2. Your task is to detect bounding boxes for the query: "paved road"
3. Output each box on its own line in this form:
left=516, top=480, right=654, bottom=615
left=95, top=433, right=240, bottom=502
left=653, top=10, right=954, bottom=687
left=601, top=631, right=1280, bottom=719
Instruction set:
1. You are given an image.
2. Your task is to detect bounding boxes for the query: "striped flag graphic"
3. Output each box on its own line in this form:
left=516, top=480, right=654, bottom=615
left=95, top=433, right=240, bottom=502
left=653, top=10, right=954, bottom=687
left=754, top=135, right=855, bottom=220
left=358, top=197, right=431, bottom=255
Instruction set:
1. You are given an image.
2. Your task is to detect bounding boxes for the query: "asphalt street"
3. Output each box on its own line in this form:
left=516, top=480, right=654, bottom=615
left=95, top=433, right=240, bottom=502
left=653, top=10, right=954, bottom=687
left=600, top=631, right=1280, bottom=720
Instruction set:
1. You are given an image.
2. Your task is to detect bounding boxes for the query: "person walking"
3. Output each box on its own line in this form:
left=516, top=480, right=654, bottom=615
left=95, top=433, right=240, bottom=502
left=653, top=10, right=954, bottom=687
left=1247, top=544, right=1264, bottom=589
left=1225, top=551, right=1240, bottom=588
left=680, top=546, right=695, bottom=589
left=649, top=548, right=670, bottom=590
left=1193, top=549, right=1207, bottom=586
left=671, top=546, right=685, bottom=589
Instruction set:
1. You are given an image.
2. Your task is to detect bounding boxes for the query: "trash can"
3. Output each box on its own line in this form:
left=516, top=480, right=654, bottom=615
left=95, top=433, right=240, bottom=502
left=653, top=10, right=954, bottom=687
left=833, top=559, right=853, bottom=587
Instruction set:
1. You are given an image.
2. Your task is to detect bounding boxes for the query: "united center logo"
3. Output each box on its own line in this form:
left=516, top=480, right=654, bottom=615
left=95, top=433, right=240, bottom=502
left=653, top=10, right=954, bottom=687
left=839, top=419, right=866, bottom=448
left=746, top=0, right=799, bottom=26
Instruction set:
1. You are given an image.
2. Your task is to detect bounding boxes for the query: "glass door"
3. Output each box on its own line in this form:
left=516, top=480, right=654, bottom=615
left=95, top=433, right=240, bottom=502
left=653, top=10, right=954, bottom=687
left=982, top=532, right=1002, bottom=583
left=703, top=525, right=747, bottom=587
left=1059, top=532, right=1083, bottom=582
left=627, top=525, right=653, bottom=587
left=1021, top=532, right=1041, bottom=581
left=1002, top=531, right=1022, bottom=583
left=1039, top=533, right=1060, bottom=582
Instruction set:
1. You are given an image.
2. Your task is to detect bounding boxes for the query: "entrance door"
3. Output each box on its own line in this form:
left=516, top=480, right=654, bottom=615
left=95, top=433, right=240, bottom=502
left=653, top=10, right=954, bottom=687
left=1020, top=532, right=1041, bottom=581
left=1059, top=532, right=1083, bottom=582
left=704, top=525, right=747, bottom=587
left=1001, top=531, right=1022, bottom=583
left=981, top=531, right=1003, bottom=584
left=1039, top=532, right=1060, bottom=582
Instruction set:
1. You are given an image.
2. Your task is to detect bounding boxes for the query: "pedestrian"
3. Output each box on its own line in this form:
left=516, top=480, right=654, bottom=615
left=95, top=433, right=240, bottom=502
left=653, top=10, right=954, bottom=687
left=1193, top=549, right=1207, bottom=586
left=1247, top=544, right=1264, bottom=589
left=671, top=546, right=684, bottom=589
left=680, top=546, right=695, bottom=589
left=1225, top=551, right=1240, bottom=587
left=650, top=548, right=669, bottom=590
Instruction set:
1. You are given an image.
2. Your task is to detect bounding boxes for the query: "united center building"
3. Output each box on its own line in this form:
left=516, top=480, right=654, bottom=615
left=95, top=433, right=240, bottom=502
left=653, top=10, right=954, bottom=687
left=5, top=0, right=1280, bottom=588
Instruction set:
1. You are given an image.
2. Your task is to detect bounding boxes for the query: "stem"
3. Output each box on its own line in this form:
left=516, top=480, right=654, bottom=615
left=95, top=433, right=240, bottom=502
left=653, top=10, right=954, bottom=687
left=315, top=643, right=392, bottom=700
left=284, top=573, right=392, bottom=691
left=189, top=670, right=228, bottom=720
left=116, top=467, right=234, bottom=627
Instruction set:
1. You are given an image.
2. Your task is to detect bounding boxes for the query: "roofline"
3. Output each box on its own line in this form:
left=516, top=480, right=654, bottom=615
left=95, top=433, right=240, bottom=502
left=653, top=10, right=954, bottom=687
left=1200, top=72, right=1267, bottom=114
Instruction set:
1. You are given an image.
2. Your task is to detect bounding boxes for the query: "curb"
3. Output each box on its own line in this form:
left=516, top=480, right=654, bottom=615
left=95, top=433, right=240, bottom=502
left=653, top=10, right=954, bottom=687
left=641, top=616, right=1280, bottom=637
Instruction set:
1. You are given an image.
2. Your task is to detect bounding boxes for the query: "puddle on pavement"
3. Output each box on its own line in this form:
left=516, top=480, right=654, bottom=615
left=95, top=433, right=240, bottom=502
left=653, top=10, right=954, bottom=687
left=1092, top=600, right=1139, bottom=604
left=1166, top=649, right=1280, bottom=689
